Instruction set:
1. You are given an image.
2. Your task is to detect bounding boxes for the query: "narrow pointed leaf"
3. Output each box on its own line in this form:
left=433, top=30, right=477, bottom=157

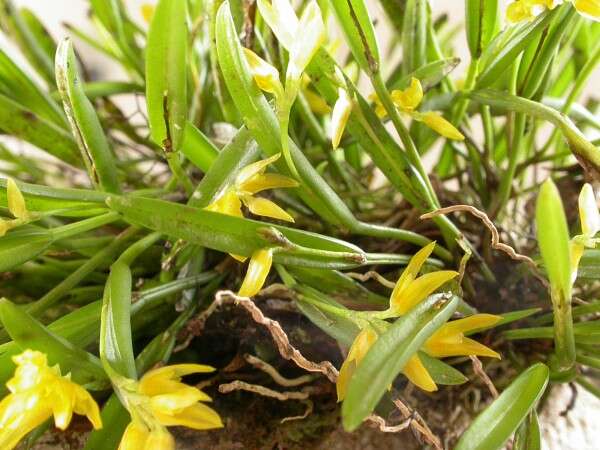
left=455, top=363, right=549, bottom=450
left=56, top=38, right=121, bottom=193
left=145, top=0, right=188, bottom=152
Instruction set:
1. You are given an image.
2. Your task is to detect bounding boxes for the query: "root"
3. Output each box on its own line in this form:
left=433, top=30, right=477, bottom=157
left=421, top=205, right=535, bottom=266
left=181, top=290, right=339, bottom=382
left=245, top=354, right=316, bottom=387
left=366, top=414, right=412, bottom=433
left=347, top=270, right=396, bottom=289
left=470, top=356, right=499, bottom=398
left=218, top=380, right=320, bottom=400
left=393, top=399, right=442, bottom=450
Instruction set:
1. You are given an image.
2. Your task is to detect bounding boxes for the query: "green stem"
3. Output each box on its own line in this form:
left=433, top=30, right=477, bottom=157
left=117, top=232, right=162, bottom=266
left=50, top=211, right=121, bottom=241
left=550, top=287, right=575, bottom=374
left=24, top=227, right=139, bottom=317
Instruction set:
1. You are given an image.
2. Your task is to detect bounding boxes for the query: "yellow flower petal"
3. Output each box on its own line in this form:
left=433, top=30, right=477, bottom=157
left=145, top=427, right=175, bottom=450
left=0, top=394, right=51, bottom=450
left=434, top=314, right=501, bottom=337
left=402, top=355, right=437, bottom=392
left=391, top=78, right=423, bottom=112
left=417, top=111, right=465, bottom=140
left=155, top=403, right=223, bottom=430
left=390, top=242, right=436, bottom=305
left=331, top=88, right=353, bottom=149
left=336, top=358, right=356, bottom=402
left=574, top=0, right=600, bottom=21
left=570, top=240, right=585, bottom=285
left=72, top=385, right=102, bottom=430
left=141, top=4, right=155, bottom=24
left=336, top=328, right=377, bottom=401
left=242, top=195, right=294, bottom=222
left=239, top=173, right=299, bottom=195
left=507, top=1, right=535, bottom=22
left=140, top=364, right=215, bottom=396
left=243, top=48, right=283, bottom=95
left=578, top=183, right=600, bottom=238
left=238, top=248, right=273, bottom=297
left=425, top=336, right=500, bottom=359
left=304, top=89, right=331, bottom=114
left=7, top=179, right=28, bottom=220
left=205, top=190, right=243, bottom=218
left=391, top=270, right=458, bottom=314
left=118, top=421, right=149, bottom=450
left=236, top=153, right=281, bottom=187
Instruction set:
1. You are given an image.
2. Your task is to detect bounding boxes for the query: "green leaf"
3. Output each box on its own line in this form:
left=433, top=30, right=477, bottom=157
left=401, top=0, right=427, bottom=74
left=514, top=410, right=541, bottom=450
left=106, top=194, right=366, bottom=269
left=100, top=261, right=137, bottom=379
left=181, top=122, right=219, bottom=173
left=419, top=352, right=468, bottom=385
left=476, top=9, right=557, bottom=89
left=536, top=178, right=572, bottom=299
left=328, top=0, right=380, bottom=73
left=465, top=0, right=500, bottom=58
left=389, top=57, right=461, bottom=91
left=518, top=5, right=576, bottom=99
left=0, top=298, right=107, bottom=388
left=342, top=293, right=459, bottom=430
left=289, top=266, right=388, bottom=306
left=0, top=47, right=65, bottom=126
left=0, top=93, right=80, bottom=165
left=55, top=38, right=121, bottom=193
left=145, top=0, right=188, bottom=152
left=0, top=230, right=52, bottom=272
left=455, top=363, right=549, bottom=450
left=189, top=126, right=259, bottom=208
left=294, top=286, right=361, bottom=347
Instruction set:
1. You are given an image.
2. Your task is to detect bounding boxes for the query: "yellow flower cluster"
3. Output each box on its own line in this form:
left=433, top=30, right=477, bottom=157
left=371, top=78, right=465, bottom=141
left=206, top=154, right=297, bottom=297
left=0, top=350, right=102, bottom=450
left=337, top=243, right=500, bottom=399
left=117, top=364, right=222, bottom=450
left=507, top=0, right=600, bottom=22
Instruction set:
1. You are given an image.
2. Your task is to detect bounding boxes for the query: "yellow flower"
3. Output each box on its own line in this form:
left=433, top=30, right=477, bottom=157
left=402, top=314, right=501, bottom=393
left=374, top=78, right=464, bottom=141
left=117, top=364, right=223, bottom=450
left=331, top=87, right=353, bottom=149
left=205, top=153, right=298, bottom=223
left=388, top=241, right=459, bottom=316
left=336, top=243, right=501, bottom=395
left=336, top=327, right=377, bottom=401
left=570, top=183, right=600, bottom=283
left=507, top=0, right=598, bottom=23
left=1, top=178, right=30, bottom=237
left=422, top=314, right=501, bottom=359
left=238, top=248, right=273, bottom=297
left=0, top=350, right=101, bottom=450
